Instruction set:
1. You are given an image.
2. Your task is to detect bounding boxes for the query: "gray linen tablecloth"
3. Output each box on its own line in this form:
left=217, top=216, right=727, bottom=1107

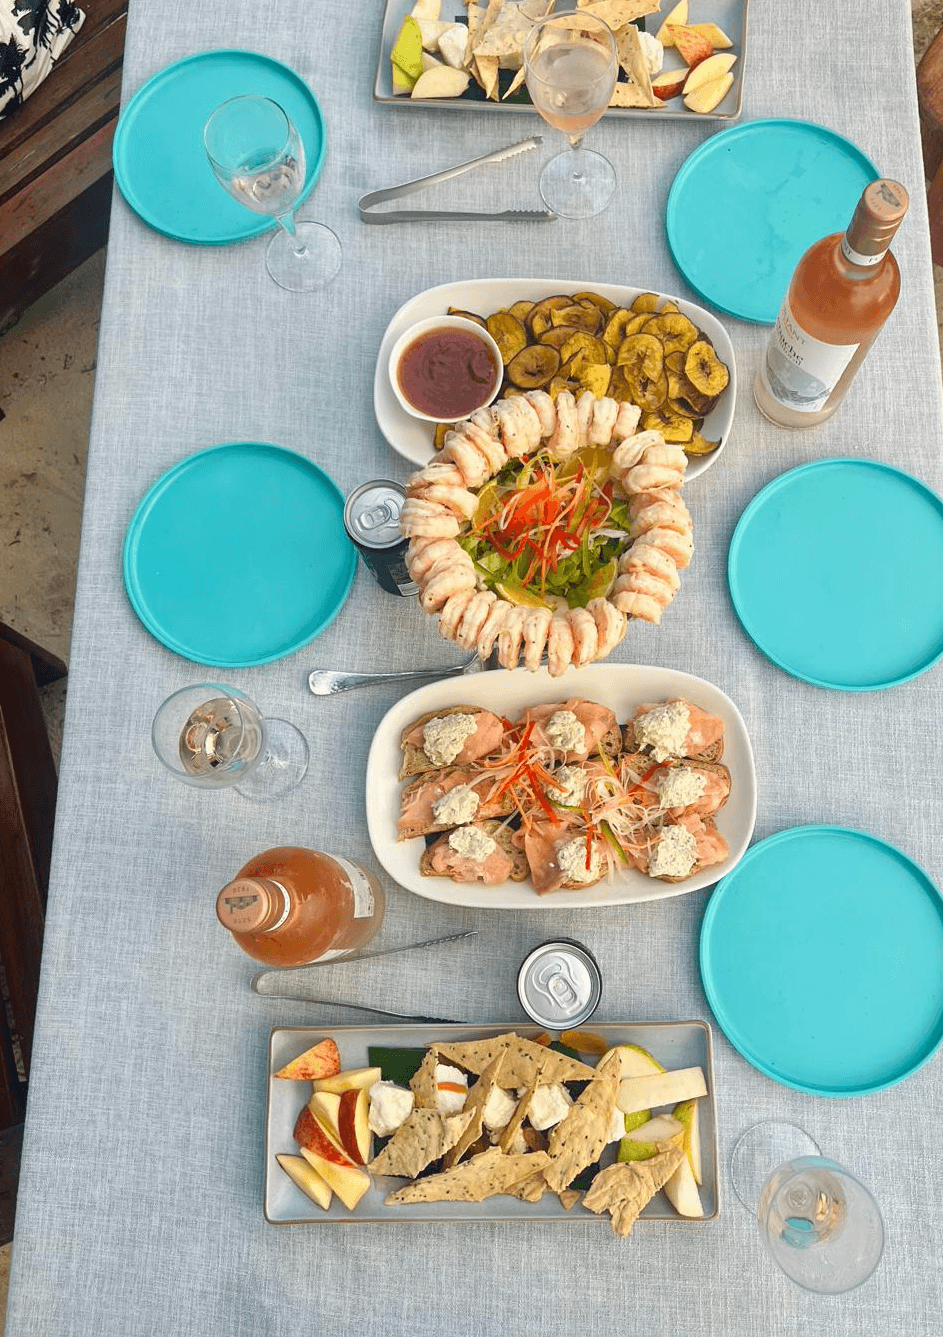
left=7, top=0, right=943, bottom=1333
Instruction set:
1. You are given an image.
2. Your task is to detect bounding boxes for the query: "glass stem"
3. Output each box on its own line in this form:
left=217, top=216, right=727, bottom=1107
left=277, top=212, right=308, bottom=258
left=569, top=136, right=585, bottom=182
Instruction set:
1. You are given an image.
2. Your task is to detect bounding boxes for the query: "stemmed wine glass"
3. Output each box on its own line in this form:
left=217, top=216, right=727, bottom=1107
left=152, top=683, right=309, bottom=802
left=523, top=12, right=619, bottom=219
left=731, top=1121, right=885, bottom=1295
left=203, top=94, right=342, bottom=291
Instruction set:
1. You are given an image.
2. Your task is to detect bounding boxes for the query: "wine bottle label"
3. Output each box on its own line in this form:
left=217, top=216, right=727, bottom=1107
left=841, top=237, right=887, bottom=268
left=761, top=298, right=859, bottom=414
left=332, top=856, right=376, bottom=920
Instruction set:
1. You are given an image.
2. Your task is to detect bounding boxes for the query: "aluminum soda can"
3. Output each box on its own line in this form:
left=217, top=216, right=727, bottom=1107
left=343, top=479, right=418, bottom=596
left=517, top=939, right=602, bottom=1030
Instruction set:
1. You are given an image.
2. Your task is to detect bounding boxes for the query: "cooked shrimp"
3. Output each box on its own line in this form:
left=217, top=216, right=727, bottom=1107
left=612, top=589, right=664, bottom=623
left=622, top=463, right=686, bottom=493
left=614, top=570, right=675, bottom=607
left=419, top=563, right=476, bottom=612
left=546, top=615, right=574, bottom=678
left=413, top=483, right=478, bottom=521
left=496, top=606, right=528, bottom=669
left=455, top=590, right=497, bottom=650
left=612, top=401, right=642, bottom=441
left=522, top=606, right=553, bottom=672
left=400, top=497, right=460, bottom=538
left=507, top=395, right=543, bottom=451
left=476, top=599, right=512, bottom=660
left=568, top=607, right=598, bottom=667
left=619, top=542, right=682, bottom=593
left=643, top=525, right=694, bottom=568
left=406, top=536, right=462, bottom=581
left=589, top=396, right=619, bottom=446
left=492, top=398, right=532, bottom=458
left=421, top=550, right=474, bottom=587
left=576, top=391, right=596, bottom=449
left=638, top=443, right=689, bottom=471
left=588, top=597, right=627, bottom=656
left=438, top=588, right=477, bottom=641
left=630, top=499, right=692, bottom=538
left=611, top=430, right=666, bottom=473
left=458, top=420, right=507, bottom=473
left=408, top=461, right=465, bottom=491
left=548, top=390, right=579, bottom=459
left=442, top=434, right=492, bottom=488
left=524, top=389, right=556, bottom=437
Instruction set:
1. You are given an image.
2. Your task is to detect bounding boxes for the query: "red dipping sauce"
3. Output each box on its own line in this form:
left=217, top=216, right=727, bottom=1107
left=397, top=325, right=500, bottom=419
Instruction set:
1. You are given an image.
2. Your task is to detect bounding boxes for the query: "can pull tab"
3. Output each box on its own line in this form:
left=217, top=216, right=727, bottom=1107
left=360, top=502, right=396, bottom=531
left=533, top=958, right=579, bottom=1009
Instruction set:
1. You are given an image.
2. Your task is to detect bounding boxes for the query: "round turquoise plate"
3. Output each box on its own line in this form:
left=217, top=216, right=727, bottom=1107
left=123, top=442, right=355, bottom=667
left=113, top=49, right=326, bottom=244
left=666, top=119, right=878, bottom=323
left=728, top=459, right=943, bottom=690
left=700, top=826, right=943, bottom=1096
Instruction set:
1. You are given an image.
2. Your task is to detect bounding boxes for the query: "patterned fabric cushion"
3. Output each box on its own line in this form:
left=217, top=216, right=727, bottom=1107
left=0, top=0, right=85, bottom=121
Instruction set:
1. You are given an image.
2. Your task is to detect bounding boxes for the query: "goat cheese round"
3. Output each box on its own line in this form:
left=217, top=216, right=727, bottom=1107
left=634, top=700, right=690, bottom=761
left=546, top=710, right=586, bottom=753
left=638, top=31, right=664, bottom=76
left=526, top=1082, right=573, bottom=1131
left=422, top=713, right=478, bottom=766
left=649, top=824, right=699, bottom=880
left=368, top=1080, right=415, bottom=1136
left=434, top=1063, right=468, bottom=1114
left=481, top=1086, right=517, bottom=1132
left=552, top=764, right=588, bottom=807
left=558, top=836, right=601, bottom=885
left=654, top=766, right=707, bottom=810
left=432, top=782, right=480, bottom=827
left=447, top=824, right=497, bottom=861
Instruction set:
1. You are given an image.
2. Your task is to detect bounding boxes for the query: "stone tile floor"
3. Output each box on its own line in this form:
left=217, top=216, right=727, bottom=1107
left=1, top=4, right=942, bottom=1326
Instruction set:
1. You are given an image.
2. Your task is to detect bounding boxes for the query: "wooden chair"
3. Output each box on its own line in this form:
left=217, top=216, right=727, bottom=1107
left=0, top=622, right=66, bottom=1245
left=917, top=26, right=943, bottom=266
left=0, top=0, right=128, bottom=335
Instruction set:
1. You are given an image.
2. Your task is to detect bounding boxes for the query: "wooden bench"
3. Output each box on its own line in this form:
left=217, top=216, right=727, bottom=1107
left=0, top=0, right=128, bottom=335
left=918, top=26, right=943, bottom=267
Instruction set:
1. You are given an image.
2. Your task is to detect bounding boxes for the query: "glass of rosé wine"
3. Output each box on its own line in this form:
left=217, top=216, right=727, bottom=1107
left=523, top=12, right=618, bottom=219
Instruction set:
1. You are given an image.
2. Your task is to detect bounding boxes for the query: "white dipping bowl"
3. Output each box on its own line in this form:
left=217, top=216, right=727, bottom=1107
left=388, top=315, right=503, bottom=424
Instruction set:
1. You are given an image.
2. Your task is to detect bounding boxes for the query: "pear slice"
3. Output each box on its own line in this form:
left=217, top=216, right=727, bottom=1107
left=664, top=1152, right=704, bottom=1217
left=616, top=1066, right=707, bottom=1115
left=602, top=1043, right=665, bottom=1080
left=673, top=1098, right=703, bottom=1184
left=618, top=1113, right=684, bottom=1163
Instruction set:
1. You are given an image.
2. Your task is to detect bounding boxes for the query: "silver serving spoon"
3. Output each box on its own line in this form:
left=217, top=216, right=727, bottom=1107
left=308, top=652, right=487, bottom=695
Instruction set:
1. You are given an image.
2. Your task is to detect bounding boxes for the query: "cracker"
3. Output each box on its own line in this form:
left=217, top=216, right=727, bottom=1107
left=612, top=25, right=657, bottom=107
left=368, top=1109, right=473, bottom=1180
left=576, top=0, right=660, bottom=24
left=542, top=1049, right=620, bottom=1192
left=386, top=1147, right=550, bottom=1204
left=582, top=1145, right=684, bottom=1236
left=443, top=1049, right=507, bottom=1168
left=409, top=1048, right=440, bottom=1109
left=433, top=1033, right=596, bottom=1087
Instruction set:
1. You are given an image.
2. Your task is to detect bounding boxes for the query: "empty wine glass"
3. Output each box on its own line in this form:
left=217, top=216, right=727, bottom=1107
left=731, top=1121, right=884, bottom=1295
left=152, top=683, right=309, bottom=802
left=204, top=95, right=341, bottom=291
left=523, top=12, right=619, bottom=219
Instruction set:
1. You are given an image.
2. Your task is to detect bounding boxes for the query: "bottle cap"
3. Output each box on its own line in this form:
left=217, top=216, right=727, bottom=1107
left=216, top=878, right=280, bottom=933
left=517, top=939, right=602, bottom=1028
left=846, top=179, right=909, bottom=257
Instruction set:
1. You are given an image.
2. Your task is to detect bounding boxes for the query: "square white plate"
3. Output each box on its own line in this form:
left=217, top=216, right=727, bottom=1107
left=265, top=1022, right=719, bottom=1224
left=365, top=663, right=757, bottom=909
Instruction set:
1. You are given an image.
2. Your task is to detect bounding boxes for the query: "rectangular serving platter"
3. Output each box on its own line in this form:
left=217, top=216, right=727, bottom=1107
left=265, top=1021, right=719, bottom=1224
left=374, top=0, right=750, bottom=120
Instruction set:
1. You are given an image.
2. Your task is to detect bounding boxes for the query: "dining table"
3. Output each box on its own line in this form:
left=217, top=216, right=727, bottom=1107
left=6, top=0, right=943, bottom=1333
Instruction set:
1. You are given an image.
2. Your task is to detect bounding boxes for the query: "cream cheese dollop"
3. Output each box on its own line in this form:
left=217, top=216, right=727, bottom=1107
left=649, top=824, right=699, bottom=880
left=422, top=713, right=478, bottom=766
left=654, top=766, right=707, bottom=811
left=551, top=764, right=588, bottom=808
left=432, top=783, right=480, bottom=827
left=634, top=701, right=690, bottom=762
left=546, top=710, right=587, bottom=753
left=558, top=836, right=601, bottom=884
left=447, top=824, right=497, bottom=861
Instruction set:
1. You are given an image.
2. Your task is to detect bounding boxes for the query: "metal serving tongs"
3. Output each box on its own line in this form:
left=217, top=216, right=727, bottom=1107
left=358, top=135, right=556, bottom=224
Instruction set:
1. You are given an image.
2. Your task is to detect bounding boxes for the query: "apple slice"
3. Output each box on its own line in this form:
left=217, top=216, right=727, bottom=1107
left=683, top=72, right=734, bottom=114
left=690, top=22, right=734, bottom=49
left=308, top=1090, right=342, bottom=1138
left=655, top=0, right=688, bottom=46
left=616, top=1066, right=707, bottom=1115
left=668, top=24, right=713, bottom=69
left=312, top=1065, right=382, bottom=1095
left=293, top=1105, right=357, bottom=1168
left=651, top=70, right=687, bottom=101
left=337, top=1087, right=372, bottom=1166
left=276, top=1153, right=332, bottom=1210
left=274, top=1037, right=341, bottom=1080
left=664, top=1153, right=704, bottom=1218
left=300, top=1148, right=371, bottom=1211
left=683, top=52, right=737, bottom=96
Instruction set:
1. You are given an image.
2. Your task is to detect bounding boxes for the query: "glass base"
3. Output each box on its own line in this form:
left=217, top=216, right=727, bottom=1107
left=731, top=1121, right=821, bottom=1214
left=265, top=220, right=342, bottom=291
left=235, top=718, right=309, bottom=801
left=539, top=147, right=615, bottom=219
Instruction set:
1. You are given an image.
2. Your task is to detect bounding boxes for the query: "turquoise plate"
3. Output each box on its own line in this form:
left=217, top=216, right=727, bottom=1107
left=666, top=119, right=878, bottom=323
left=123, top=442, right=355, bottom=667
left=728, top=458, right=943, bottom=691
left=113, top=49, right=326, bottom=244
left=700, top=826, right=943, bottom=1096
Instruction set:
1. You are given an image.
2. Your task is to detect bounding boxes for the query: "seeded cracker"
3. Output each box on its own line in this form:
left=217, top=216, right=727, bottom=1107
left=542, top=1048, right=620, bottom=1193
left=386, top=1147, right=550, bottom=1204
left=369, top=1109, right=473, bottom=1179
left=583, top=1145, right=684, bottom=1236
left=442, top=1049, right=507, bottom=1168
left=576, top=0, right=661, bottom=24
left=409, top=1048, right=440, bottom=1109
left=610, top=25, right=657, bottom=107
left=497, top=1059, right=544, bottom=1153
left=433, top=1032, right=596, bottom=1087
